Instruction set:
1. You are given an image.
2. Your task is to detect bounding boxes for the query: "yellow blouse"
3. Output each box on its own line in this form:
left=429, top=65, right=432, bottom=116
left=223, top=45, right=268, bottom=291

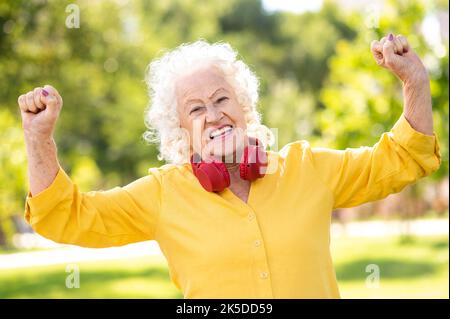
left=24, top=115, right=441, bottom=298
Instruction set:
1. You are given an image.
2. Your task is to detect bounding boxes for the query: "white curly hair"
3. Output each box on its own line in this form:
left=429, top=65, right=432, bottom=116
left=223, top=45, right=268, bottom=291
left=144, top=40, right=274, bottom=164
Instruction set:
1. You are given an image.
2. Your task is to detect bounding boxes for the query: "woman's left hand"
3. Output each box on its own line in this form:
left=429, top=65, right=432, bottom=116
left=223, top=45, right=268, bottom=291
left=371, top=33, right=429, bottom=85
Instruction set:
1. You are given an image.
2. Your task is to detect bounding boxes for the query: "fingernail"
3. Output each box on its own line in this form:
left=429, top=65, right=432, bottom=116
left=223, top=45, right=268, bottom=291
left=388, top=33, right=394, bottom=41
left=41, top=89, right=49, bottom=96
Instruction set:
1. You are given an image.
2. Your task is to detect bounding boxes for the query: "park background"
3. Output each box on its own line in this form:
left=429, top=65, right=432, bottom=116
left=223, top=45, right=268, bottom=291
left=0, top=0, right=448, bottom=298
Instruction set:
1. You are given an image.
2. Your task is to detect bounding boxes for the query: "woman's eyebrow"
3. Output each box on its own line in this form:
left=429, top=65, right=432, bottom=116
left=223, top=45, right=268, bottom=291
left=183, top=88, right=228, bottom=109
left=209, top=88, right=228, bottom=99
left=185, top=98, right=203, bottom=105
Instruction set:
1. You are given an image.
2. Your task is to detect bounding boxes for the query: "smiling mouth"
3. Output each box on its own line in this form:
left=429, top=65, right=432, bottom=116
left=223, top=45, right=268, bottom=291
left=209, top=125, right=233, bottom=140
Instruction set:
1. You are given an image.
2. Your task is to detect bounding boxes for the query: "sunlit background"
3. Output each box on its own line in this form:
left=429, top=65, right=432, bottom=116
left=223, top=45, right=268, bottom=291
left=0, top=0, right=448, bottom=298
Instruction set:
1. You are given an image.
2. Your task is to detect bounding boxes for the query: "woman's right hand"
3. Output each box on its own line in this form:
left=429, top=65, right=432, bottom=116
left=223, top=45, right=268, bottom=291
left=18, top=84, right=63, bottom=139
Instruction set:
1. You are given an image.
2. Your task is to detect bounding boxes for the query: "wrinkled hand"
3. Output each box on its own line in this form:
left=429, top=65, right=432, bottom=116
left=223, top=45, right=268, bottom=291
left=371, top=33, right=429, bottom=85
left=18, top=84, right=63, bottom=139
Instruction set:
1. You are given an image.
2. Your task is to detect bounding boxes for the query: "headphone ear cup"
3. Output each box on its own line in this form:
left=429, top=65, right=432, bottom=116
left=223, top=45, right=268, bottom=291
left=191, top=159, right=230, bottom=192
left=240, top=144, right=267, bottom=181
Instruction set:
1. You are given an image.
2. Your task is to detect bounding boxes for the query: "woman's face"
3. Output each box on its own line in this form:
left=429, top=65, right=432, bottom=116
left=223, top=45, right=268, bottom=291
left=176, top=66, right=247, bottom=161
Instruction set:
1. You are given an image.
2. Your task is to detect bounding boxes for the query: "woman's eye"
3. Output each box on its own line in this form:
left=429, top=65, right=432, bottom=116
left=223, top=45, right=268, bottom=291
left=190, top=106, right=203, bottom=115
left=217, top=97, right=228, bottom=103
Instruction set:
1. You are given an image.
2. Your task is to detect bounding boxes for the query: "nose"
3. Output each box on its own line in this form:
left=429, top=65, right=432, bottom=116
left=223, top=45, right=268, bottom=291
left=205, top=104, right=223, bottom=123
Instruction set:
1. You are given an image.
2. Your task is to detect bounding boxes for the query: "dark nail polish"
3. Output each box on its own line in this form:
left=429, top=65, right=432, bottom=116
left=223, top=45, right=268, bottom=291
left=42, top=89, right=49, bottom=96
left=388, top=33, right=394, bottom=41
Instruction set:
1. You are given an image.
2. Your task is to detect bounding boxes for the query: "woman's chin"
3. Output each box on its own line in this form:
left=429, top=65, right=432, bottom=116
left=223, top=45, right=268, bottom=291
left=215, top=144, right=246, bottom=163
left=202, top=130, right=246, bottom=162
left=218, top=150, right=237, bottom=163
left=204, top=144, right=241, bottom=163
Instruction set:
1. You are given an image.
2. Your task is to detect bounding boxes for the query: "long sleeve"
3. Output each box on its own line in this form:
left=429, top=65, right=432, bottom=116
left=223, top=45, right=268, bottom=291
left=310, top=114, right=441, bottom=209
left=24, top=167, right=162, bottom=248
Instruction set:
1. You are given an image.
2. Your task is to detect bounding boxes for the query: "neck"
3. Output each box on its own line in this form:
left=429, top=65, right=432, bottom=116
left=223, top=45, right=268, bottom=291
left=225, top=161, right=248, bottom=190
left=226, top=160, right=250, bottom=202
left=224, top=162, right=240, bottom=173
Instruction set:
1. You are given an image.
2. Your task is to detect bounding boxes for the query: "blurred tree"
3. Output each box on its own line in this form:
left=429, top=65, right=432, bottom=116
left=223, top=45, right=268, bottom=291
left=0, top=109, right=27, bottom=247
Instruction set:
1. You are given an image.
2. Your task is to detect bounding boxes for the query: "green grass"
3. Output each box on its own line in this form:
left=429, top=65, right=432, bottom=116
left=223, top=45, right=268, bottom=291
left=0, top=255, right=182, bottom=299
left=0, top=235, right=448, bottom=298
left=331, top=235, right=449, bottom=298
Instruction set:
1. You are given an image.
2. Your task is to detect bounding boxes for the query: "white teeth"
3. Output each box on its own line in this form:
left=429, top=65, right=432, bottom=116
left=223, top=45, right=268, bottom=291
left=210, top=126, right=233, bottom=139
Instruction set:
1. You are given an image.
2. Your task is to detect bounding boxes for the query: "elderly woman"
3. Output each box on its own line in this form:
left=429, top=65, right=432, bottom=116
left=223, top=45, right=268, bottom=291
left=18, top=34, right=440, bottom=298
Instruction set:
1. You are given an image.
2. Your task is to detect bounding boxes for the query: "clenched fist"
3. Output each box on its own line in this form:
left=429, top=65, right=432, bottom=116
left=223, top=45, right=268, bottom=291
left=18, top=84, right=63, bottom=139
left=371, top=33, right=429, bottom=85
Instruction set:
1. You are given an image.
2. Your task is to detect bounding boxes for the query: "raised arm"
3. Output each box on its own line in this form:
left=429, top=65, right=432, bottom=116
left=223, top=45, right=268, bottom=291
left=18, top=85, right=61, bottom=196
left=310, top=34, right=441, bottom=209
left=18, top=85, right=161, bottom=247
left=371, top=33, right=433, bottom=135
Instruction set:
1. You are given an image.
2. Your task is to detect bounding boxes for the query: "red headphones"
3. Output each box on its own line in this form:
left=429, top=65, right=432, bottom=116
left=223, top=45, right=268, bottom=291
left=190, top=138, right=267, bottom=192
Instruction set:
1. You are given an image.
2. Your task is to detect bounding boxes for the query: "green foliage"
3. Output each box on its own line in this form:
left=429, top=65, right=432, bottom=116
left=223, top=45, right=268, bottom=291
left=0, top=109, right=27, bottom=246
